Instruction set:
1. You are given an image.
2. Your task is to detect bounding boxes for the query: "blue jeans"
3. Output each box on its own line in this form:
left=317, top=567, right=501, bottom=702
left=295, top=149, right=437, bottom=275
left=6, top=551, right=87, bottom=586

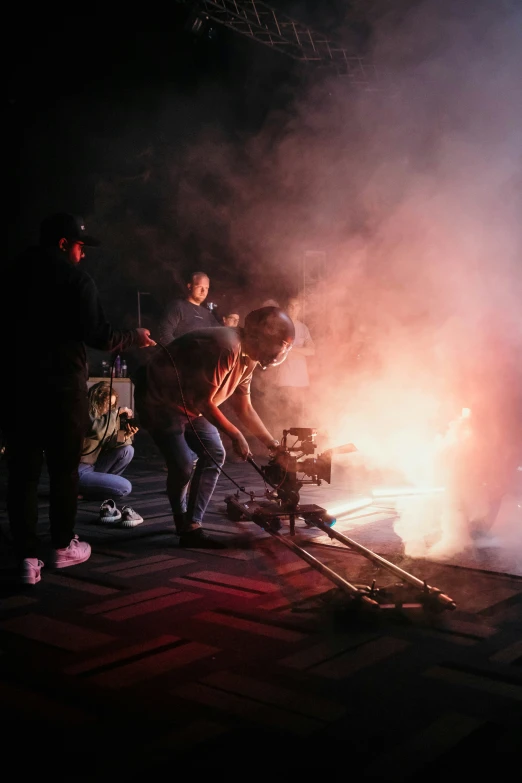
left=78, top=445, right=134, bottom=499
left=148, top=414, right=226, bottom=533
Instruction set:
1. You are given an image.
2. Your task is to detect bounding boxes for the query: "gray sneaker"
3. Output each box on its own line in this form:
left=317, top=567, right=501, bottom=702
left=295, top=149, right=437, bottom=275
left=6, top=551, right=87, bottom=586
left=120, top=506, right=144, bottom=528
left=53, top=535, right=91, bottom=568
left=99, top=498, right=122, bottom=524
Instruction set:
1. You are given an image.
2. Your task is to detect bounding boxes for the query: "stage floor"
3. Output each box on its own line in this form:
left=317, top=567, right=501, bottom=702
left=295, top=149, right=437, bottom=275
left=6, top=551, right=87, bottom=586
left=0, top=454, right=520, bottom=778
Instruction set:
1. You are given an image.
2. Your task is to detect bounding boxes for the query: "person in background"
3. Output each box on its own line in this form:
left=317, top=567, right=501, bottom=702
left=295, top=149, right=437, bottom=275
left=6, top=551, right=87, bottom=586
left=0, top=213, right=155, bottom=585
left=220, top=307, right=240, bottom=328
left=78, top=382, right=143, bottom=527
left=214, top=303, right=242, bottom=457
left=272, top=295, right=315, bottom=429
left=248, top=297, right=282, bottom=447
left=157, top=270, right=219, bottom=344
left=133, top=306, right=295, bottom=548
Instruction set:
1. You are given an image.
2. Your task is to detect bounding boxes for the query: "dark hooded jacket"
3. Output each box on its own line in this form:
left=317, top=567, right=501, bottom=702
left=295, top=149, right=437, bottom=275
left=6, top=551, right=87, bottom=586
left=2, top=245, right=141, bottom=393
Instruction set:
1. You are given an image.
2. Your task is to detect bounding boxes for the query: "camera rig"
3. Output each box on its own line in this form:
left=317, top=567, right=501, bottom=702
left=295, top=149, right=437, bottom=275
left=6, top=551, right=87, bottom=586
left=224, top=428, right=456, bottom=614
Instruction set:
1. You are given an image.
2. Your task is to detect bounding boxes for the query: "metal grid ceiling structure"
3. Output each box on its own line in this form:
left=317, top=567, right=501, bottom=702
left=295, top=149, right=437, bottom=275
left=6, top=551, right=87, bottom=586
left=181, top=0, right=383, bottom=90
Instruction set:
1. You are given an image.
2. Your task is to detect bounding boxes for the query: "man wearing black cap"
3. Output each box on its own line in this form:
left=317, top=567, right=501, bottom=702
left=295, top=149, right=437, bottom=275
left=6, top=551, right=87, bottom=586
left=0, top=213, right=156, bottom=584
left=134, top=306, right=295, bottom=548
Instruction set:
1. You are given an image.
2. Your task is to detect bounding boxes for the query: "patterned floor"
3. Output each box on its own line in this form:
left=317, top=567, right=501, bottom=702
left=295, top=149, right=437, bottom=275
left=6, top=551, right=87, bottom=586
left=0, top=453, right=520, bottom=779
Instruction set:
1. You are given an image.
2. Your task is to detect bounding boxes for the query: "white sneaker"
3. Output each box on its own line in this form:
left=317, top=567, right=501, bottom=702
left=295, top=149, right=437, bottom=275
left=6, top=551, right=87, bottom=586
left=53, top=535, right=91, bottom=568
left=120, top=506, right=144, bottom=528
left=21, top=558, right=44, bottom=585
left=99, top=498, right=122, bottom=524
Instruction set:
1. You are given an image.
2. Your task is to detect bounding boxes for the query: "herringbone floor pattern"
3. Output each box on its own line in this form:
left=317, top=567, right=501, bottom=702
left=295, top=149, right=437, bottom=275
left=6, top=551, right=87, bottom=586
left=0, top=455, right=520, bottom=780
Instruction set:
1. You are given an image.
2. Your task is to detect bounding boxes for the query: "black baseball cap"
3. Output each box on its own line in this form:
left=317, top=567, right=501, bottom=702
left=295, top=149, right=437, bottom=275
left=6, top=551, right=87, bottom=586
left=39, top=213, right=101, bottom=247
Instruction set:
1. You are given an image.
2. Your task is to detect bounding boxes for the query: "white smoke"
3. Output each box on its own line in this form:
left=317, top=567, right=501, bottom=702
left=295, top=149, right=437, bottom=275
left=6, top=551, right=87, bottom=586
left=255, top=0, right=522, bottom=563
left=88, top=0, right=521, bottom=563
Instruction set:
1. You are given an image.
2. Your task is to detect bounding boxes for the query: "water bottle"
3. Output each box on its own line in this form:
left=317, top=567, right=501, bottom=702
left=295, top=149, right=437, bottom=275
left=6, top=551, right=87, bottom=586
left=121, top=359, right=127, bottom=378
left=114, top=355, right=121, bottom=378
left=101, top=361, right=109, bottom=377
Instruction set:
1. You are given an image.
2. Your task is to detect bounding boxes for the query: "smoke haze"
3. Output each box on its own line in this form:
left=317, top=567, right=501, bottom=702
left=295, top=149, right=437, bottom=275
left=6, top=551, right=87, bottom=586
left=87, top=0, right=521, bottom=563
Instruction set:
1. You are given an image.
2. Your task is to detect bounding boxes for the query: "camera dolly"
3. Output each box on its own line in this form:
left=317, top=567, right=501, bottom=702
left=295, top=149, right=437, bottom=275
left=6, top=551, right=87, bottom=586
left=224, top=428, right=456, bottom=614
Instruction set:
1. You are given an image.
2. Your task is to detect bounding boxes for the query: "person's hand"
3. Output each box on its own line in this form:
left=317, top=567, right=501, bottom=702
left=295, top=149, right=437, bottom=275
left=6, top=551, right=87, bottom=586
left=231, top=432, right=252, bottom=461
left=136, top=327, right=156, bottom=347
left=119, top=407, right=133, bottom=417
left=267, top=439, right=281, bottom=454
left=117, top=425, right=139, bottom=441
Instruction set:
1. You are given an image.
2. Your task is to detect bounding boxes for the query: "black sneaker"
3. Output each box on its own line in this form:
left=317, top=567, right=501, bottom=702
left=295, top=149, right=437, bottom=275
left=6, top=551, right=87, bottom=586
left=178, top=529, right=228, bottom=549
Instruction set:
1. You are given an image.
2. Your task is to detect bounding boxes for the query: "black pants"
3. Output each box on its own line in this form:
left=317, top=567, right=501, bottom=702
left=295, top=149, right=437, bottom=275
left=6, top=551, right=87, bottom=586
left=3, top=388, right=89, bottom=559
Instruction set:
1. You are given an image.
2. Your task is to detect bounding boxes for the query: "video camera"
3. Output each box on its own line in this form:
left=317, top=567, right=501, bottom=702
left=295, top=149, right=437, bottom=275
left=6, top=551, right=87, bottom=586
left=119, top=412, right=138, bottom=431
left=260, top=428, right=356, bottom=510
left=226, top=425, right=357, bottom=533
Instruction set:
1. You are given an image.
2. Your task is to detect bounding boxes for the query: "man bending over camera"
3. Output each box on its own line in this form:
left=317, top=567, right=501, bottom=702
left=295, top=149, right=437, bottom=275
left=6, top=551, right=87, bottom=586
left=134, top=306, right=295, bottom=548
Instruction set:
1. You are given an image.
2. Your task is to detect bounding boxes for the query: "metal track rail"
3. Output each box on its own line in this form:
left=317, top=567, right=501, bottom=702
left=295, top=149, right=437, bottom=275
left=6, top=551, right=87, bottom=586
left=225, top=494, right=457, bottom=612
left=312, top=519, right=456, bottom=611
left=252, top=515, right=379, bottom=609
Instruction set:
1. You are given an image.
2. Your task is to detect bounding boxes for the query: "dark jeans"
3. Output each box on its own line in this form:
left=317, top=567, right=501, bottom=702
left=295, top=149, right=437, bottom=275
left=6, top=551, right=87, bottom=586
left=4, top=388, right=89, bottom=559
left=78, top=445, right=134, bottom=499
left=148, top=413, right=226, bottom=533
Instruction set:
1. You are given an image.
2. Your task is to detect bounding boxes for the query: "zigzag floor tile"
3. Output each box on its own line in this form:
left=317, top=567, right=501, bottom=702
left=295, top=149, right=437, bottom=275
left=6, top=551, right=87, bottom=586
left=0, top=454, right=520, bottom=778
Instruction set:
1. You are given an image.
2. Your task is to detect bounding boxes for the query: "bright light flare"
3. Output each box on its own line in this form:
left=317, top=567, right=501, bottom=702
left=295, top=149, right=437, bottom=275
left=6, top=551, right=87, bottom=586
left=326, top=497, right=374, bottom=517
left=372, top=486, right=445, bottom=498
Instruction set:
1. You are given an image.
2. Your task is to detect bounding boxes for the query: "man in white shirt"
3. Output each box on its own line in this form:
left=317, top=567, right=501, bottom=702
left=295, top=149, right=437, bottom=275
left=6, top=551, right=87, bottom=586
left=273, top=296, right=315, bottom=428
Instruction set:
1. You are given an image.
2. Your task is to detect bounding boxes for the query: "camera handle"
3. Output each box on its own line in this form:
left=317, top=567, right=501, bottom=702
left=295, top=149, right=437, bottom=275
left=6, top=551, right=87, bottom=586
left=247, top=455, right=278, bottom=489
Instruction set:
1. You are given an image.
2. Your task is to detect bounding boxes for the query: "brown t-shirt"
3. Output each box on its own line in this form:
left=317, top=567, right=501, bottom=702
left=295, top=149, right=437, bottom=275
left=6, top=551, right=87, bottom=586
left=135, top=327, right=257, bottom=428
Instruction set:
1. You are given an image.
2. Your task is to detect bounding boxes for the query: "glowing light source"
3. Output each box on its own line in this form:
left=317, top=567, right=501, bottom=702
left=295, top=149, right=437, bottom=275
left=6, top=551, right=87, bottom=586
left=372, top=486, right=445, bottom=498
left=326, top=497, right=374, bottom=517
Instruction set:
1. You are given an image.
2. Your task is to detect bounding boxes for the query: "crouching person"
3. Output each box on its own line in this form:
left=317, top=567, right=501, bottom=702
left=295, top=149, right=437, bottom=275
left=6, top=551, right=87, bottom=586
left=79, top=381, right=143, bottom=527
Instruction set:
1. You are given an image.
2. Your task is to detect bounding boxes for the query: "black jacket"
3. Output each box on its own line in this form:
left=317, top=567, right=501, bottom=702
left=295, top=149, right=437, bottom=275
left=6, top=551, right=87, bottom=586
left=157, top=297, right=220, bottom=344
left=2, top=246, right=141, bottom=392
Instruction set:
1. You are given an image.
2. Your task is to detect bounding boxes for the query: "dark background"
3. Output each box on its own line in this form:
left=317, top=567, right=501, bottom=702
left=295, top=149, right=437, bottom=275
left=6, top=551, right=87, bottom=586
left=6, top=1, right=411, bottom=345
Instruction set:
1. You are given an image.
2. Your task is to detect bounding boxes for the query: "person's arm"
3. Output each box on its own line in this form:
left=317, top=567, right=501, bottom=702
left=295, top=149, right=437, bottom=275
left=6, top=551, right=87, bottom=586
left=209, top=309, right=221, bottom=327
left=82, top=410, right=119, bottom=459
left=76, top=272, right=155, bottom=352
left=228, top=393, right=279, bottom=450
left=85, top=412, right=116, bottom=442
left=102, top=411, right=122, bottom=449
left=114, top=408, right=139, bottom=446
left=195, top=398, right=251, bottom=459
left=158, top=300, right=182, bottom=345
left=291, top=326, right=315, bottom=356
